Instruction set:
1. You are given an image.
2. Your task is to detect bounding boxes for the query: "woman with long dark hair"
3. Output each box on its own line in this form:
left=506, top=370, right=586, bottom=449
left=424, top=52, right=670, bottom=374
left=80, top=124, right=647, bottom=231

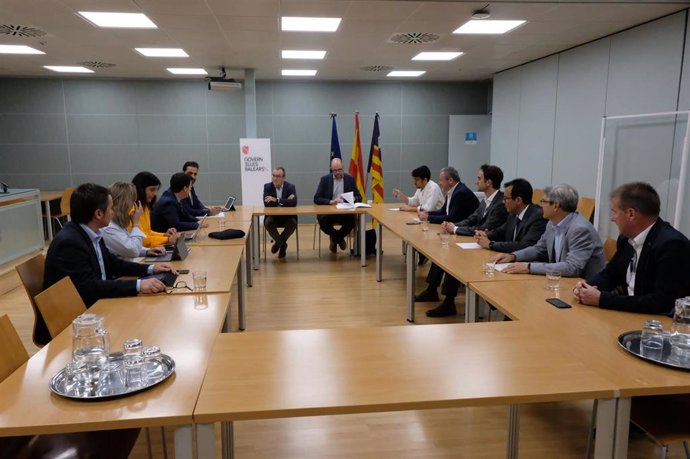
left=131, top=172, right=178, bottom=247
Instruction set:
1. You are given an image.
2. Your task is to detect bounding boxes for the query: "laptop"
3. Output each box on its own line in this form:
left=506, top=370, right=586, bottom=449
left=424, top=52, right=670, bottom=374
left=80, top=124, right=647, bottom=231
left=222, top=195, right=236, bottom=211
left=184, top=214, right=208, bottom=241
left=143, top=236, right=190, bottom=262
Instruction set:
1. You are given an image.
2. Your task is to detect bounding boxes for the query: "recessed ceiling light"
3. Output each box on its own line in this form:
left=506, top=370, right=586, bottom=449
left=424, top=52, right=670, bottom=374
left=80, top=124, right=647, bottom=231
left=387, top=71, right=426, bottom=77
left=281, top=50, right=327, bottom=60
left=282, top=69, right=317, bottom=76
left=78, top=12, right=158, bottom=29
left=412, top=52, right=463, bottom=61
left=136, top=48, right=188, bottom=57
left=453, top=20, right=525, bottom=34
left=44, top=66, right=94, bottom=73
left=0, top=45, right=45, bottom=55
left=167, top=68, right=208, bottom=75
left=281, top=17, right=341, bottom=32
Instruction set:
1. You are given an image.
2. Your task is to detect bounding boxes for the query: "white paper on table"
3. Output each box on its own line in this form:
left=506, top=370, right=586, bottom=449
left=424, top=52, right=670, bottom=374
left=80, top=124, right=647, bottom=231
left=206, top=212, right=226, bottom=219
left=388, top=207, right=400, bottom=211
left=494, top=263, right=510, bottom=272
left=340, top=191, right=355, bottom=204
left=456, top=242, right=481, bottom=249
left=336, top=203, right=356, bottom=210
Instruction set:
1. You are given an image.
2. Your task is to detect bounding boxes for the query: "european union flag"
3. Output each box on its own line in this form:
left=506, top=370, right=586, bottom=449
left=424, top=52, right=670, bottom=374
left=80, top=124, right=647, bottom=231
left=330, top=114, right=342, bottom=162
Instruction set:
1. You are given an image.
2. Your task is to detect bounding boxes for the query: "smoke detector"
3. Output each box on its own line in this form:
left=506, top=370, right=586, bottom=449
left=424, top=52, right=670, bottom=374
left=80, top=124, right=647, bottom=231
left=471, top=9, right=491, bottom=20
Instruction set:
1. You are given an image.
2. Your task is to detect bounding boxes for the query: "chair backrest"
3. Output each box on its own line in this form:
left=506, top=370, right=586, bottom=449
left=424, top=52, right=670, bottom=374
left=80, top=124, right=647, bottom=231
left=14, top=253, right=50, bottom=346
left=532, top=188, right=545, bottom=205
left=35, top=276, right=86, bottom=340
left=0, top=315, right=30, bottom=382
left=60, top=187, right=74, bottom=216
left=578, top=196, right=596, bottom=222
left=604, top=238, right=617, bottom=262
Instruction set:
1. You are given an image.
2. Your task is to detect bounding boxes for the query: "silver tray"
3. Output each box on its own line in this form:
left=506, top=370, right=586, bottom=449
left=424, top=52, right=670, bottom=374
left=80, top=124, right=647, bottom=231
left=617, top=330, right=690, bottom=371
left=49, top=352, right=175, bottom=400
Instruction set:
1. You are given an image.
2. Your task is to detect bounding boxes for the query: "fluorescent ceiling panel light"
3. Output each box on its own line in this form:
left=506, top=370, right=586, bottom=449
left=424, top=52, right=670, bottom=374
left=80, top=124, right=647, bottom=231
left=0, top=45, right=45, bottom=54
left=44, top=66, right=93, bottom=73
left=412, top=52, right=463, bottom=61
left=281, top=17, right=341, bottom=32
left=282, top=69, right=317, bottom=76
left=136, top=48, right=188, bottom=57
left=167, top=68, right=207, bottom=75
left=78, top=12, right=158, bottom=29
left=453, top=20, right=525, bottom=34
left=387, top=70, right=426, bottom=77
left=281, top=50, right=326, bottom=60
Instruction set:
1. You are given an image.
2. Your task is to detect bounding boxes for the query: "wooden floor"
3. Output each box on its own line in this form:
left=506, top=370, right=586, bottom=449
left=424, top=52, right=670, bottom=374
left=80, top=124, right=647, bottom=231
left=0, top=224, right=683, bottom=458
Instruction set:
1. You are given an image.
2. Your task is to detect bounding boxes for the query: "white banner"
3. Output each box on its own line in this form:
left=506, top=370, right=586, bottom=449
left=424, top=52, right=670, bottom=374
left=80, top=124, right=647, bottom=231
left=239, top=138, right=272, bottom=206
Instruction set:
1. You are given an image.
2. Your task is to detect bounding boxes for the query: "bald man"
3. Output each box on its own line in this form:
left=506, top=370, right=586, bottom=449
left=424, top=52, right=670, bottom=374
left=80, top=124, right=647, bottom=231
left=314, top=158, right=362, bottom=253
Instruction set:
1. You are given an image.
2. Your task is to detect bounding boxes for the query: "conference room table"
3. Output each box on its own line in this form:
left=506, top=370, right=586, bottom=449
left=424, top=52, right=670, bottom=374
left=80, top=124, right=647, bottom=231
left=367, top=204, right=534, bottom=322
left=251, top=204, right=369, bottom=269
left=0, top=293, right=231, bottom=459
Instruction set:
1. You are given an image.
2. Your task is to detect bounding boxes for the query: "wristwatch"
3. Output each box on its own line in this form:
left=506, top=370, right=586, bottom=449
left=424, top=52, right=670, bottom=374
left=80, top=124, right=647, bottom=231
left=489, top=241, right=495, bottom=250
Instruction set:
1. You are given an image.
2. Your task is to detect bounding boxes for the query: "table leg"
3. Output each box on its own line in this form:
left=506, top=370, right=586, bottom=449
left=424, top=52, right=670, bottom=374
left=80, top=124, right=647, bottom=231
left=594, top=397, right=630, bottom=459
left=44, top=200, right=53, bottom=241
left=174, top=425, right=193, bottom=459
left=376, top=223, right=382, bottom=282
left=406, top=243, right=415, bottom=323
left=507, top=404, right=520, bottom=459
left=238, top=251, right=247, bottom=331
left=245, top=237, right=253, bottom=287
left=465, top=287, right=478, bottom=323
left=222, top=421, right=234, bottom=459
left=360, top=213, right=366, bottom=267
left=252, top=215, right=259, bottom=270
left=196, top=423, right=215, bottom=459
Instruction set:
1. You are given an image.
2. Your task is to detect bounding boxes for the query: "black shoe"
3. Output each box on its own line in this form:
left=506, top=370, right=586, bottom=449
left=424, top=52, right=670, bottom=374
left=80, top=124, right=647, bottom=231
left=338, top=238, right=347, bottom=250
left=329, top=238, right=337, bottom=253
left=278, top=243, right=287, bottom=259
left=414, top=289, right=439, bottom=302
left=271, top=241, right=280, bottom=254
left=426, top=302, right=456, bottom=317
left=417, top=254, right=428, bottom=266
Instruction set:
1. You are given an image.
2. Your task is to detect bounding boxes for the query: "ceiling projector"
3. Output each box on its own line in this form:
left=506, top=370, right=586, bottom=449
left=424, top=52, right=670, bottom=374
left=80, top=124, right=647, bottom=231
left=208, top=78, right=242, bottom=91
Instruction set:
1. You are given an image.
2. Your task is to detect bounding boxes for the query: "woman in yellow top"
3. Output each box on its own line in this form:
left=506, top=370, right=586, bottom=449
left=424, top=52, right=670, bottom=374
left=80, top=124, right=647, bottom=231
left=131, top=172, right=178, bottom=247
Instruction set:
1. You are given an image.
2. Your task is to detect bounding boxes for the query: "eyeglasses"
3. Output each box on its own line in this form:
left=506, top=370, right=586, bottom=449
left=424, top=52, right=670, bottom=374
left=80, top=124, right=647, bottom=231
left=504, top=196, right=514, bottom=201
left=539, top=199, right=555, bottom=205
left=165, top=281, right=193, bottom=294
left=331, top=168, right=343, bottom=173
left=271, top=174, right=284, bottom=178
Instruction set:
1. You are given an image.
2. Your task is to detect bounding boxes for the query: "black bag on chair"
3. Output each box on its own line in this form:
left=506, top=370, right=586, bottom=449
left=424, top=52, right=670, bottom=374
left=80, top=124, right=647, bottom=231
left=208, top=229, right=245, bottom=240
left=365, top=229, right=377, bottom=255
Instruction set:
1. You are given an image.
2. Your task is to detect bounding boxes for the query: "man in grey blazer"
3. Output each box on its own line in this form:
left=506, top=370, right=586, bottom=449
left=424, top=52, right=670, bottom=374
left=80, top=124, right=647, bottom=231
left=493, top=184, right=606, bottom=278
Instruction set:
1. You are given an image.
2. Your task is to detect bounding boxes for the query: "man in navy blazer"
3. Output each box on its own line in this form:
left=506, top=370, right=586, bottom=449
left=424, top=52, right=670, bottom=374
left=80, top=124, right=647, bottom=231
left=314, top=158, right=362, bottom=253
left=151, top=172, right=202, bottom=233
left=418, top=167, right=479, bottom=225
left=264, top=167, right=298, bottom=259
left=180, top=161, right=220, bottom=217
left=475, top=178, right=547, bottom=253
left=494, top=184, right=606, bottom=278
left=574, top=182, right=690, bottom=314
left=43, top=184, right=173, bottom=337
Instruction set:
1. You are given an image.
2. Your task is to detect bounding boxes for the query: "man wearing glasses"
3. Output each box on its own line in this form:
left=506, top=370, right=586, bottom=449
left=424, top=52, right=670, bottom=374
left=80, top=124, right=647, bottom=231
left=263, top=167, right=298, bottom=259
left=574, top=182, right=690, bottom=314
left=314, top=158, right=362, bottom=253
left=493, top=184, right=605, bottom=278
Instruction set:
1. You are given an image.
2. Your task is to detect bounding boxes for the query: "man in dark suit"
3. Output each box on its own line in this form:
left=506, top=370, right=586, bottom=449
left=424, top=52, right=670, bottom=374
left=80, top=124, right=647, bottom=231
left=264, top=166, right=298, bottom=259
left=44, top=183, right=173, bottom=311
left=475, top=178, right=547, bottom=253
left=418, top=167, right=479, bottom=225
left=181, top=161, right=220, bottom=217
left=574, top=182, right=690, bottom=314
left=151, top=173, right=203, bottom=233
left=314, top=158, right=362, bottom=253
left=417, top=164, right=509, bottom=317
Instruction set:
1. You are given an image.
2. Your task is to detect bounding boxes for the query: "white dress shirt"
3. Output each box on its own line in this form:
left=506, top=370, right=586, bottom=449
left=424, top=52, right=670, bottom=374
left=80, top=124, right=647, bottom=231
left=408, top=180, right=444, bottom=212
left=103, top=221, right=148, bottom=259
left=626, top=222, right=654, bottom=296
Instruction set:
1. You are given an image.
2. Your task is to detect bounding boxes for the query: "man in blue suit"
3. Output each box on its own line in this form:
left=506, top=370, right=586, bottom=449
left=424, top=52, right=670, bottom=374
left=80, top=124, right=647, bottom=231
left=264, top=167, right=298, bottom=259
left=151, top=172, right=202, bottom=233
left=418, top=167, right=479, bottom=225
left=181, top=161, right=220, bottom=217
left=314, top=158, right=362, bottom=253
left=574, top=182, right=690, bottom=314
left=494, top=184, right=606, bottom=278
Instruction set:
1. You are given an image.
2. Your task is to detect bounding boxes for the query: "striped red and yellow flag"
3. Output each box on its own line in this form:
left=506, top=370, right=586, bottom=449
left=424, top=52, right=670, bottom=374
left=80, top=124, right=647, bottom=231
left=348, top=112, right=366, bottom=200
left=369, top=114, right=384, bottom=205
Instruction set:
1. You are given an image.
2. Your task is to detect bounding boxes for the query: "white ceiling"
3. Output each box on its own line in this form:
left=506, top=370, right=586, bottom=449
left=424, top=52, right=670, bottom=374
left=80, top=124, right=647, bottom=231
left=0, top=0, right=687, bottom=81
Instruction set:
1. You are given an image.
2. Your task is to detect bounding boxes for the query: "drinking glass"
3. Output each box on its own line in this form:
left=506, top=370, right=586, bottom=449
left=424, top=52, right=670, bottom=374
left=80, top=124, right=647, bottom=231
left=545, top=270, right=561, bottom=291
left=482, top=261, right=496, bottom=277
left=142, top=345, right=162, bottom=382
left=217, top=219, right=226, bottom=230
left=670, top=297, right=690, bottom=357
left=123, top=338, right=143, bottom=358
left=124, top=354, right=145, bottom=389
left=439, top=232, right=450, bottom=247
left=62, top=361, right=89, bottom=396
left=640, top=319, right=664, bottom=360
left=193, top=271, right=208, bottom=291
left=98, top=360, right=125, bottom=396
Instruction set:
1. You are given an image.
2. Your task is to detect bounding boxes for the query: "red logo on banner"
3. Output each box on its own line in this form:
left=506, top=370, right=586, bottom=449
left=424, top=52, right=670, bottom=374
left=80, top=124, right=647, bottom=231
left=242, top=145, right=249, bottom=155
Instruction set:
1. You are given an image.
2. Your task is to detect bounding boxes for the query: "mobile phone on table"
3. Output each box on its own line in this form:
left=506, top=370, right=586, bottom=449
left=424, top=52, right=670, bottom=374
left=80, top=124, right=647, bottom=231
left=177, top=269, right=190, bottom=275
left=546, top=298, right=571, bottom=309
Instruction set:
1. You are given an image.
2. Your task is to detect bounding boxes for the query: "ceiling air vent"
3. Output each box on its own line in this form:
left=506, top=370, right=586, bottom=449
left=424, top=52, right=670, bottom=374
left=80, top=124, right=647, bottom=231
left=387, top=32, right=440, bottom=44
left=0, top=24, right=47, bottom=37
left=360, top=65, right=393, bottom=72
left=78, top=61, right=116, bottom=69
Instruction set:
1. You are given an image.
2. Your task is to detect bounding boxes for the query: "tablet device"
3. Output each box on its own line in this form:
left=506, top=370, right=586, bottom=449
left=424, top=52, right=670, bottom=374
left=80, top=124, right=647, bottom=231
left=144, top=237, right=189, bottom=262
left=222, top=195, right=236, bottom=211
left=184, top=214, right=208, bottom=241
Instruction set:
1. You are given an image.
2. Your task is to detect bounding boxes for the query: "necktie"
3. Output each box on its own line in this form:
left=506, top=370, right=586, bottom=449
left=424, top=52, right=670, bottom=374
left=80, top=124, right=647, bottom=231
left=513, top=218, right=521, bottom=241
